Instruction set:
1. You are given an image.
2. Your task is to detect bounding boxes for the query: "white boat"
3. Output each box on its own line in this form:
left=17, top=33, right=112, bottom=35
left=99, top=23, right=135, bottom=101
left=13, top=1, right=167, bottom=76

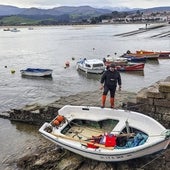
left=39, top=105, right=170, bottom=162
left=10, top=28, right=20, bottom=32
left=76, top=58, right=105, bottom=74
left=20, top=68, right=53, bottom=77
left=28, top=27, right=34, bottom=30
left=3, top=28, right=10, bottom=31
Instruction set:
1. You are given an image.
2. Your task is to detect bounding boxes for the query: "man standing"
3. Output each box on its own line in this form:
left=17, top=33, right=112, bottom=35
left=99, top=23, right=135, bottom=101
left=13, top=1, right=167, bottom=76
left=100, top=63, right=122, bottom=108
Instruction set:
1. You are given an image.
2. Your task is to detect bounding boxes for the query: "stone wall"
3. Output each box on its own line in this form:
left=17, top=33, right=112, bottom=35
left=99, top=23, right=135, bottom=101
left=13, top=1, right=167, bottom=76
left=8, top=90, right=136, bottom=125
left=10, top=104, right=60, bottom=125
left=134, top=76, right=170, bottom=128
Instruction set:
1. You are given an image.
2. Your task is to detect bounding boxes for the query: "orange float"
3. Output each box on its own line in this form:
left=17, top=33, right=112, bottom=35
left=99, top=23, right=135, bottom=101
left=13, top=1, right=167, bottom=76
left=52, top=115, right=65, bottom=127
left=53, top=119, right=60, bottom=126
left=56, top=115, right=65, bottom=122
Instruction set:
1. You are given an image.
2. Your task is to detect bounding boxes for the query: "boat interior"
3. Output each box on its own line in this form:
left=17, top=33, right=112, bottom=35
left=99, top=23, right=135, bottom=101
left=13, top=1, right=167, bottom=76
left=58, top=119, right=148, bottom=149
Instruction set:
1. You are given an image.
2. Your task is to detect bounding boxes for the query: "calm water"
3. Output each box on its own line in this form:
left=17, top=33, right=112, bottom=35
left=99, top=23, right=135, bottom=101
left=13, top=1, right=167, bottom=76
left=0, top=24, right=170, bottom=169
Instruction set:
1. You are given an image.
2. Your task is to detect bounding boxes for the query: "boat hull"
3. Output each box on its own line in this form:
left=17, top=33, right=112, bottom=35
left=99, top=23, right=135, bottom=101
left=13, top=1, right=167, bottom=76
left=77, top=65, right=104, bottom=74
left=136, top=50, right=170, bottom=59
left=124, top=50, right=159, bottom=60
left=76, top=59, right=105, bottom=74
left=127, top=53, right=159, bottom=59
left=116, top=63, right=144, bottom=71
left=20, top=68, right=53, bottom=77
left=121, top=55, right=146, bottom=62
left=40, top=130, right=169, bottom=162
left=159, top=52, right=170, bottom=59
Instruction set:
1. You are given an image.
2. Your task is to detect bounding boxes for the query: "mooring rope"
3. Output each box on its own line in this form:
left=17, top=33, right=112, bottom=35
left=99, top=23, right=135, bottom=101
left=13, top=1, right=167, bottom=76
left=139, top=151, right=167, bottom=169
left=123, top=103, right=147, bottom=110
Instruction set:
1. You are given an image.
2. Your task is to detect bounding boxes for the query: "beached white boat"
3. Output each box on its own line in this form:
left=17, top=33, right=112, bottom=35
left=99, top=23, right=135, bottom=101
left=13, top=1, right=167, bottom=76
left=39, top=105, right=170, bottom=162
left=20, top=68, right=53, bottom=77
left=76, top=58, right=105, bottom=74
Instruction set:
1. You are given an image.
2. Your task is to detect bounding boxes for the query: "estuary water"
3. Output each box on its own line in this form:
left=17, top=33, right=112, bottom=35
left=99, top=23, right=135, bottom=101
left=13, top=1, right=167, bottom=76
left=0, top=24, right=170, bottom=169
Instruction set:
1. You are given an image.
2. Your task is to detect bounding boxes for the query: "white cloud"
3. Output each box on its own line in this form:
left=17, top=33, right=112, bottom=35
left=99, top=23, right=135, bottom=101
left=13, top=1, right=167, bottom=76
left=0, top=0, right=169, bottom=9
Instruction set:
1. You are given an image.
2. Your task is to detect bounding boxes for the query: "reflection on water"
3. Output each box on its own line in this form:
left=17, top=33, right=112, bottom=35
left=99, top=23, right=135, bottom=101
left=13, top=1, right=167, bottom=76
left=11, top=121, right=39, bottom=134
left=146, top=59, right=159, bottom=65
left=121, top=70, right=144, bottom=77
left=21, top=75, right=53, bottom=81
left=0, top=119, right=41, bottom=170
left=77, top=69, right=101, bottom=80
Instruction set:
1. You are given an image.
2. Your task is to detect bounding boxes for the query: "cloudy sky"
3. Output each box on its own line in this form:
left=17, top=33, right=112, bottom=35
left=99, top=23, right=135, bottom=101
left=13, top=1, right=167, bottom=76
left=0, top=0, right=169, bottom=9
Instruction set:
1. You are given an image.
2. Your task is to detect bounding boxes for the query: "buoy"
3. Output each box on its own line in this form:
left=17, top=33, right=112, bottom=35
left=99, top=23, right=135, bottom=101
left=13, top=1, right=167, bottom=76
left=65, top=61, right=70, bottom=68
left=11, top=70, right=15, bottom=74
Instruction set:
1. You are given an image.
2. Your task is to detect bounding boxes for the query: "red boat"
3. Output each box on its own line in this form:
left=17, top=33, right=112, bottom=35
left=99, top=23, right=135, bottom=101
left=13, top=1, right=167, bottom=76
left=127, top=50, right=159, bottom=60
left=115, top=62, right=145, bottom=71
left=136, top=50, right=170, bottom=59
left=158, top=51, right=170, bottom=59
left=104, top=61, right=145, bottom=71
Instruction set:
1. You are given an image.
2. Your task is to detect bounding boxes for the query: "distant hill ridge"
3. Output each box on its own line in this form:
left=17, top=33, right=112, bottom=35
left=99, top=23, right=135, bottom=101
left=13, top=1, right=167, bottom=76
left=0, top=5, right=111, bottom=16
left=0, top=4, right=170, bottom=16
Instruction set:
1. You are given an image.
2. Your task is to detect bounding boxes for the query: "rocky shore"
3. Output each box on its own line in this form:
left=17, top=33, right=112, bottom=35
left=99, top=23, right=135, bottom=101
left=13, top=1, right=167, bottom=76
left=2, top=79, right=170, bottom=170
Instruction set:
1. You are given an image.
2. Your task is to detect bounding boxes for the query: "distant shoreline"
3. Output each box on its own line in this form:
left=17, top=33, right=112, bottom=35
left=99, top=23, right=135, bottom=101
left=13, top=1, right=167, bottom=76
left=0, top=22, right=169, bottom=28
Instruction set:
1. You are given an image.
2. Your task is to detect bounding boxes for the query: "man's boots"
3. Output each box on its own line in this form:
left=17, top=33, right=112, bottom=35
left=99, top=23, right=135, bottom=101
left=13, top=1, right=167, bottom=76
left=101, top=95, right=106, bottom=108
left=110, top=97, right=114, bottom=108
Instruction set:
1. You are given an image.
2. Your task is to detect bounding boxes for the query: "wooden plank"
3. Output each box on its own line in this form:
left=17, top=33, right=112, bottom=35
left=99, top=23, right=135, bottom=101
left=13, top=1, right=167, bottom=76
left=51, top=133, right=114, bottom=150
left=71, top=124, right=104, bottom=134
left=66, top=125, right=103, bottom=140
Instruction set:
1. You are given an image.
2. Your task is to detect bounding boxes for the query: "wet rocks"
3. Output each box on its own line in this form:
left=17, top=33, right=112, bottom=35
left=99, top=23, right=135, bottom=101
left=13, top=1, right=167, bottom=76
left=3, top=90, right=136, bottom=125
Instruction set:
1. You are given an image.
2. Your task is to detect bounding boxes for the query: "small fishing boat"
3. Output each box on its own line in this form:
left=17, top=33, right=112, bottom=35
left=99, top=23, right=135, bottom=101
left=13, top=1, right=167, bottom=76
left=10, top=28, right=20, bottom=32
left=103, top=57, right=128, bottom=66
left=3, top=28, right=10, bottom=31
left=104, top=61, right=145, bottom=71
left=136, top=50, right=170, bottom=59
left=39, top=105, right=170, bottom=162
left=125, top=50, right=159, bottom=60
left=120, top=55, right=146, bottom=63
left=76, top=58, right=105, bottom=74
left=115, top=62, right=145, bottom=71
left=158, top=51, right=170, bottom=59
left=20, top=68, right=53, bottom=77
left=104, top=55, right=146, bottom=65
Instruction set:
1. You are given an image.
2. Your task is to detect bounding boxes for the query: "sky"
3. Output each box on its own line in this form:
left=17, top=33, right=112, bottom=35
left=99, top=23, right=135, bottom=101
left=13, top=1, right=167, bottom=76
left=0, top=0, right=170, bottom=9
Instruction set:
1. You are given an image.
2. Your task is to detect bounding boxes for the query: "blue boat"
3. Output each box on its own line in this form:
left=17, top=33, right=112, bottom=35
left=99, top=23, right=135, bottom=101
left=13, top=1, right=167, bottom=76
left=121, top=55, right=146, bottom=63
left=20, top=68, right=53, bottom=77
left=126, top=56, right=146, bottom=62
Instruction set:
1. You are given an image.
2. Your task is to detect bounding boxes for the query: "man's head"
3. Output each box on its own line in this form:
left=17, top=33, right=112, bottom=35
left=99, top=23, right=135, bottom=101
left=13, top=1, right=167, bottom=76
left=109, top=63, right=116, bottom=71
